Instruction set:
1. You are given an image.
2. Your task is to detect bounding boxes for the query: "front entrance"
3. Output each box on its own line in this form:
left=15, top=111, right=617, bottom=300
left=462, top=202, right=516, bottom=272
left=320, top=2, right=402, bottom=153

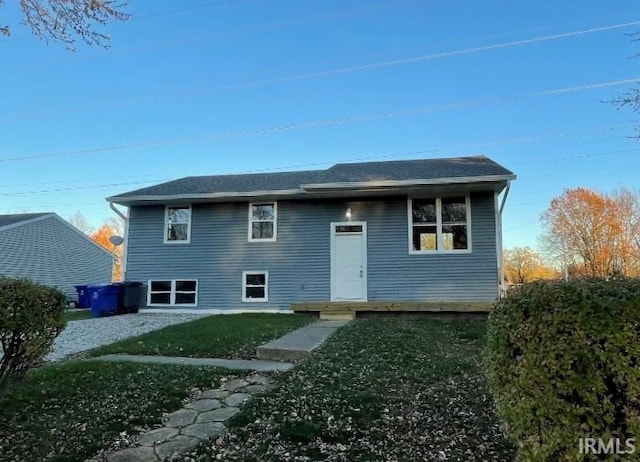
left=330, top=222, right=367, bottom=301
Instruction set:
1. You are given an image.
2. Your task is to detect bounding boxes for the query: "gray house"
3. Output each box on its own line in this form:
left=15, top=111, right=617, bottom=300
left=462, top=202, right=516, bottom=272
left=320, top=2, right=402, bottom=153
left=0, top=213, right=113, bottom=299
left=107, top=155, right=515, bottom=316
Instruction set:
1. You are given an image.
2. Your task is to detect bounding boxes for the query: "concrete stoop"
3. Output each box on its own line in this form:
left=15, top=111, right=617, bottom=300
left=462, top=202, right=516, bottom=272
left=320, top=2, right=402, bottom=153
left=256, top=320, right=349, bottom=361
left=100, top=375, right=273, bottom=462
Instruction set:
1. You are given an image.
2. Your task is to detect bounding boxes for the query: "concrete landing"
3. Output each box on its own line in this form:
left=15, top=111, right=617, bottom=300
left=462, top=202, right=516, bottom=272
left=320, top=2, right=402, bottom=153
left=256, top=320, right=349, bottom=361
left=93, top=354, right=294, bottom=372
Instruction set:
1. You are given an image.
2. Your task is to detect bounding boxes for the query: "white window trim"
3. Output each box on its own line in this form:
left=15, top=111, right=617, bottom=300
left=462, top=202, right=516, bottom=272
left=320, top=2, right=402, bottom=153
left=248, top=202, right=277, bottom=242
left=164, top=205, right=192, bottom=244
left=147, top=279, right=198, bottom=307
left=407, top=196, right=472, bottom=254
left=242, top=271, right=269, bottom=302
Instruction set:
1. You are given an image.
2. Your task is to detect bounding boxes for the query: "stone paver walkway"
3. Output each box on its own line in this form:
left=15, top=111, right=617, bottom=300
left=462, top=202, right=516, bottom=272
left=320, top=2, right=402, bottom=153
left=105, top=374, right=273, bottom=462
left=97, top=319, right=350, bottom=461
left=94, top=353, right=294, bottom=372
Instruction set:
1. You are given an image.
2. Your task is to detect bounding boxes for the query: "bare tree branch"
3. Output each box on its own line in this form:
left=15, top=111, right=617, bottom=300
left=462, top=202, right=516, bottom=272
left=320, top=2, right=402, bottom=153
left=2, top=0, right=129, bottom=49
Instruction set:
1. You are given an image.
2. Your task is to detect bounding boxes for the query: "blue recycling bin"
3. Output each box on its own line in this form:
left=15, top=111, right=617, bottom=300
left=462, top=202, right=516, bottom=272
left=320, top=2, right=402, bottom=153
left=89, top=284, right=123, bottom=318
left=74, top=285, right=91, bottom=308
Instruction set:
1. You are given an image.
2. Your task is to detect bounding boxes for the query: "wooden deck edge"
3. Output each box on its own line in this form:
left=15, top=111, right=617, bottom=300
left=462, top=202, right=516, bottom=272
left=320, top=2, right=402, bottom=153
left=292, top=301, right=494, bottom=313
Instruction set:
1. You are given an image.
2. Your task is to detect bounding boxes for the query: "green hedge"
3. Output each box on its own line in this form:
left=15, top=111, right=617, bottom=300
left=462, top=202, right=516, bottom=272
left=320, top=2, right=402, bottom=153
left=0, top=277, right=67, bottom=391
left=484, top=278, right=640, bottom=461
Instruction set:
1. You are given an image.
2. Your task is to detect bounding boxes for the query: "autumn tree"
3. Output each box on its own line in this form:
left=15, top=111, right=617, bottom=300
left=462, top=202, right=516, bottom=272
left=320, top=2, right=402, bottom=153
left=503, top=246, right=556, bottom=284
left=1, top=0, right=129, bottom=49
left=541, top=187, right=640, bottom=278
left=91, top=223, right=123, bottom=281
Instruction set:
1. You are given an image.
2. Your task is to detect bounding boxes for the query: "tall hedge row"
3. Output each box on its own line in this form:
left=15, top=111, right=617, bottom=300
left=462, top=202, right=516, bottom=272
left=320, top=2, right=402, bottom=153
left=0, top=277, right=67, bottom=391
left=484, top=278, right=640, bottom=461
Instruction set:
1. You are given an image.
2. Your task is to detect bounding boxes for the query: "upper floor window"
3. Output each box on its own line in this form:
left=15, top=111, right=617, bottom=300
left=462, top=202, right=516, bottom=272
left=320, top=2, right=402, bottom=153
left=409, top=196, right=470, bottom=253
left=249, top=202, right=277, bottom=242
left=165, top=206, right=191, bottom=243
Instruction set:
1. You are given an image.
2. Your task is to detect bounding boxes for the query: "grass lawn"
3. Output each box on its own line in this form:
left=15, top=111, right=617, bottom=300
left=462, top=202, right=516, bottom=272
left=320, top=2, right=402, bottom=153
left=192, top=318, right=515, bottom=461
left=0, top=361, right=225, bottom=462
left=87, top=313, right=313, bottom=360
left=64, top=309, right=92, bottom=322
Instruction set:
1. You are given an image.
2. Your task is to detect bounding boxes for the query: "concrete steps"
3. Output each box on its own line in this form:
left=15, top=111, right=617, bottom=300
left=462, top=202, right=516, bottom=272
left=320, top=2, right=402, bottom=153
left=256, top=320, right=349, bottom=361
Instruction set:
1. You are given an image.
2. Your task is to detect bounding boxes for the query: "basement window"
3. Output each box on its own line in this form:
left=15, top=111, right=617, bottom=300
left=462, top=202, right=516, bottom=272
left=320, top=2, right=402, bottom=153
left=148, top=279, right=197, bottom=306
left=242, top=271, right=268, bottom=302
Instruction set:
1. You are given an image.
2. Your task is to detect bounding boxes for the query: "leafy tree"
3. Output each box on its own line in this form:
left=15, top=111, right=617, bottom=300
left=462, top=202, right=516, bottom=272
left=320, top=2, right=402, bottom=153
left=541, top=187, right=640, bottom=277
left=1, top=0, right=129, bottom=49
left=91, top=223, right=122, bottom=281
left=503, top=246, right=556, bottom=284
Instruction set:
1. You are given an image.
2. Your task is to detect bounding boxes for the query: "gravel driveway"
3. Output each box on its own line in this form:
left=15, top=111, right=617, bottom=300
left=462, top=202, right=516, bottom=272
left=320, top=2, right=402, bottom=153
left=46, top=313, right=207, bottom=362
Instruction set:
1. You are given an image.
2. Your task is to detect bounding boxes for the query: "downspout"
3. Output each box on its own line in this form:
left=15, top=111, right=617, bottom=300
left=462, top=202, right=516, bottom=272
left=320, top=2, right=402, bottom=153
left=499, top=181, right=511, bottom=215
left=497, top=181, right=511, bottom=296
left=109, top=202, right=129, bottom=280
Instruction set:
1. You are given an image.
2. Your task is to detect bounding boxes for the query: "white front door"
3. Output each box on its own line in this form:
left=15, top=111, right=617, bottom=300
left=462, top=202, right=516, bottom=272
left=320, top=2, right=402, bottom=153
left=331, top=222, right=367, bottom=301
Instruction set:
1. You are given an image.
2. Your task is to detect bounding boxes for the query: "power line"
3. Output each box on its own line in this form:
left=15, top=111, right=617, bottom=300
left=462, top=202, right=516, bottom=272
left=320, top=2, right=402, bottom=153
left=3, top=18, right=639, bottom=122
left=0, top=119, right=631, bottom=190
left=1, top=77, right=636, bottom=163
left=2, top=140, right=639, bottom=198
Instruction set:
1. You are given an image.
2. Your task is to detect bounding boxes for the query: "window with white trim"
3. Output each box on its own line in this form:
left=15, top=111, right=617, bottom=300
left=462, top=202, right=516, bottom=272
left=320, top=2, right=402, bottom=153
left=242, top=271, right=268, bottom=302
left=409, top=196, right=470, bottom=252
left=248, top=203, right=276, bottom=241
left=165, top=206, right=191, bottom=243
left=148, top=280, right=197, bottom=306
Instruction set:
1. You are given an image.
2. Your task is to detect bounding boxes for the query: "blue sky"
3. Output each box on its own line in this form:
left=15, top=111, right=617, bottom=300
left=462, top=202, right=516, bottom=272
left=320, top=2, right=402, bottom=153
left=1, top=0, right=639, bottom=251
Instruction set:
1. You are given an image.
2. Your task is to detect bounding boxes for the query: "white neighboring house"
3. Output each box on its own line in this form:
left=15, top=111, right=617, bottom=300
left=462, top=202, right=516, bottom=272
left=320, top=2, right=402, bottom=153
left=0, top=213, right=113, bottom=300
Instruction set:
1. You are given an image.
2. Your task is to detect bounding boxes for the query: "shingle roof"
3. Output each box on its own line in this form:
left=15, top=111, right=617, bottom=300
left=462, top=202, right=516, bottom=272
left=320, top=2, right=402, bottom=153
left=109, top=155, right=514, bottom=203
left=0, top=213, right=53, bottom=230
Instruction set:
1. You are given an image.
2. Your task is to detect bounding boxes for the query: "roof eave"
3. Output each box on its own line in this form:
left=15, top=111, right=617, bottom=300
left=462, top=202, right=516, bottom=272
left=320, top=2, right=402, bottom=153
left=300, top=174, right=516, bottom=191
left=107, top=189, right=306, bottom=206
left=107, top=175, right=516, bottom=206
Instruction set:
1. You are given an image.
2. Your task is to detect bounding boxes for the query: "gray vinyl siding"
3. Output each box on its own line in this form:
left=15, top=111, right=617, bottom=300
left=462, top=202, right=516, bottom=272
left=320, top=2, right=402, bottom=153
left=125, top=191, right=498, bottom=310
left=0, top=216, right=113, bottom=299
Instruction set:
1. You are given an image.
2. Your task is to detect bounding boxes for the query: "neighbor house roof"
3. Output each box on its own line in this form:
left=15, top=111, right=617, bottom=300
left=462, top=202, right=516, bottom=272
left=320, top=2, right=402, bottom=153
left=0, top=213, right=53, bottom=231
left=108, top=155, right=515, bottom=205
left=0, top=213, right=114, bottom=258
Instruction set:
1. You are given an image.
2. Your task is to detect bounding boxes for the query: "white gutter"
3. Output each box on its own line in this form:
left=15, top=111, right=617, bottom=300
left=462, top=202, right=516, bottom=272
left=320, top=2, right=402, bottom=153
left=499, top=181, right=511, bottom=214
left=109, top=202, right=127, bottom=221
left=301, top=174, right=516, bottom=191
left=107, top=189, right=305, bottom=205
left=107, top=175, right=516, bottom=205
left=496, top=180, right=512, bottom=296
left=109, top=202, right=129, bottom=279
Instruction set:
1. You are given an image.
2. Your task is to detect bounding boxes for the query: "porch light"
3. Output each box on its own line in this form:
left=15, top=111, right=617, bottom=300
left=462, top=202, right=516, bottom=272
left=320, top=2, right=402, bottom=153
left=345, top=207, right=352, bottom=220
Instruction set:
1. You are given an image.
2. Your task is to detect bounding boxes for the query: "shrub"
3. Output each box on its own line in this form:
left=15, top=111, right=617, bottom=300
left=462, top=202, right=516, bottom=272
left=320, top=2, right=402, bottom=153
left=484, top=278, right=640, bottom=461
left=0, top=277, right=67, bottom=391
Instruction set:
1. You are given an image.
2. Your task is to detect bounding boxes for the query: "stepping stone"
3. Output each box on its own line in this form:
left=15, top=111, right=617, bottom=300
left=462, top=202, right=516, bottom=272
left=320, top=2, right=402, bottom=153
left=138, top=427, right=179, bottom=447
left=200, top=389, right=229, bottom=399
left=244, top=384, right=269, bottom=394
left=164, top=409, right=198, bottom=428
left=154, top=435, right=200, bottom=460
left=246, top=374, right=271, bottom=385
left=224, top=393, right=251, bottom=407
left=196, top=406, right=240, bottom=423
left=222, top=378, right=248, bottom=391
left=106, top=446, right=158, bottom=462
left=181, top=422, right=227, bottom=439
left=184, top=398, right=222, bottom=412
